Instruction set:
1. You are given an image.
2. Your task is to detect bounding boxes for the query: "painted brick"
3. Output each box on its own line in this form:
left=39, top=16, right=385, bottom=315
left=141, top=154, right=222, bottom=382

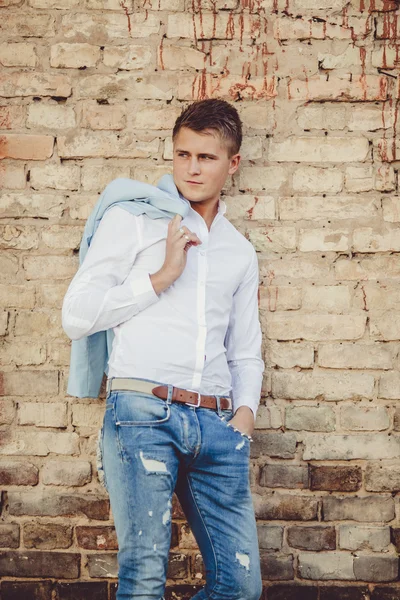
left=0, top=73, right=70, bottom=98
left=259, top=286, right=302, bottom=312
left=298, top=552, right=355, bottom=581
left=371, top=313, right=400, bottom=341
left=272, top=371, right=374, bottom=401
left=285, top=406, right=335, bottom=432
left=0, top=13, right=55, bottom=37
left=365, top=465, right=400, bottom=492
left=61, top=12, right=160, bottom=41
left=292, top=167, right=343, bottom=193
left=287, top=75, right=387, bottom=102
left=0, top=164, right=26, bottom=189
left=30, top=164, right=80, bottom=191
left=50, top=43, right=100, bottom=69
left=58, top=131, right=159, bottom=159
left=167, top=13, right=265, bottom=40
left=224, top=195, right=275, bottom=221
left=104, top=45, right=153, bottom=70
left=318, top=342, right=394, bottom=369
left=322, top=496, right=395, bottom=522
left=353, top=555, right=398, bottom=582
left=267, top=314, right=366, bottom=342
left=279, top=196, right=378, bottom=221
left=0, top=42, right=37, bottom=67
left=178, top=73, right=276, bottom=101
left=345, top=166, right=374, bottom=192
left=240, top=166, right=287, bottom=191
left=76, top=74, right=174, bottom=101
left=260, top=464, right=308, bottom=489
left=339, top=525, right=390, bottom=551
left=248, top=226, right=296, bottom=253
left=269, top=137, right=369, bottom=163
left=304, top=434, right=400, bottom=461
left=340, top=405, right=390, bottom=431
left=265, top=341, right=313, bottom=369
left=0, top=193, right=64, bottom=219
left=80, top=104, right=126, bottom=130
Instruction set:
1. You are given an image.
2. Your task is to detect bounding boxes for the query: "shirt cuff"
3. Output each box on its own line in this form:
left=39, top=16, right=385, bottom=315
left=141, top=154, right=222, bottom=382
left=233, top=398, right=259, bottom=420
left=129, top=273, right=160, bottom=312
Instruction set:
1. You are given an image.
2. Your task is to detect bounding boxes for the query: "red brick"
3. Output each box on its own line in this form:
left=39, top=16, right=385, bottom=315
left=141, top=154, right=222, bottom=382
left=260, top=552, right=294, bottom=581
left=23, top=523, right=72, bottom=550
left=0, top=106, right=25, bottom=129
left=163, top=587, right=202, bottom=600
left=75, top=525, right=118, bottom=550
left=371, top=587, right=400, bottom=600
left=265, top=585, right=318, bottom=600
left=253, top=493, right=318, bottom=521
left=0, top=135, right=54, bottom=160
left=287, top=526, right=336, bottom=551
left=0, top=551, right=80, bottom=578
left=309, top=465, right=362, bottom=492
left=56, top=582, right=108, bottom=600
left=0, top=524, right=19, bottom=549
left=0, top=581, right=53, bottom=600
left=0, top=459, right=38, bottom=485
left=320, top=588, right=370, bottom=600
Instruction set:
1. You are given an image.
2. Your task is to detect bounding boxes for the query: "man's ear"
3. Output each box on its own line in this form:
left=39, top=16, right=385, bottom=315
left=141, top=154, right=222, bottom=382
left=228, top=153, right=241, bottom=175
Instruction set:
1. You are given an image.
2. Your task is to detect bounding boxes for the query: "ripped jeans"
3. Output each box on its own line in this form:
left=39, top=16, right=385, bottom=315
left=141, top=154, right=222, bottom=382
left=96, top=380, right=262, bottom=600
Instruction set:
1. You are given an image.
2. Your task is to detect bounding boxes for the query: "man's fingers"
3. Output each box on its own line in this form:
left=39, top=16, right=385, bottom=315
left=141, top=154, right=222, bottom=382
left=169, top=214, right=183, bottom=231
left=178, top=232, right=201, bottom=246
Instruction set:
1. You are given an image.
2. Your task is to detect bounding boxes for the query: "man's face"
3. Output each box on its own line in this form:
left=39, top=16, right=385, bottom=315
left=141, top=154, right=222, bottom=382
left=172, top=126, right=240, bottom=205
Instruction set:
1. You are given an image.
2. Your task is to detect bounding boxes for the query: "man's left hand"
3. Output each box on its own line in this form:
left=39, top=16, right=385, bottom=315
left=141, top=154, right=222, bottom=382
left=228, top=406, right=255, bottom=437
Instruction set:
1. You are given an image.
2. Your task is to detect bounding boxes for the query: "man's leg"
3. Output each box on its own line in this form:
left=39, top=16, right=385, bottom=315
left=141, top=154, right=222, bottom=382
left=99, top=390, right=180, bottom=600
left=175, top=406, right=262, bottom=600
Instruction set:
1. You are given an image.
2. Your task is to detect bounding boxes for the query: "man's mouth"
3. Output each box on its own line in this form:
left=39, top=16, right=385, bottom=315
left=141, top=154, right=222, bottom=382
left=186, top=181, right=202, bottom=185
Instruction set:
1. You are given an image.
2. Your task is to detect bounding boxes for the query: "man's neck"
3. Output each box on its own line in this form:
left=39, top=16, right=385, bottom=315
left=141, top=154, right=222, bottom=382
left=189, top=199, right=220, bottom=231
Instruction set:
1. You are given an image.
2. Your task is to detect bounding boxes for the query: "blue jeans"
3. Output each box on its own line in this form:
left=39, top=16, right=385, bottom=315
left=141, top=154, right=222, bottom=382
left=96, top=379, right=262, bottom=600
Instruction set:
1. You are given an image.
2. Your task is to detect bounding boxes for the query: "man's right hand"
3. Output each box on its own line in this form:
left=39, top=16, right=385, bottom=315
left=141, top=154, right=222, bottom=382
left=150, top=215, right=202, bottom=295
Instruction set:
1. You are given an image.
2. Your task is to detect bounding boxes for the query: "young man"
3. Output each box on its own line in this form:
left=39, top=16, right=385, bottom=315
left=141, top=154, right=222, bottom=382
left=62, top=99, right=264, bottom=600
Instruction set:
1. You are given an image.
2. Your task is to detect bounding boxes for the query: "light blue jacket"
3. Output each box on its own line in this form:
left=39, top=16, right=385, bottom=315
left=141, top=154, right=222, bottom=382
left=66, top=174, right=189, bottom=398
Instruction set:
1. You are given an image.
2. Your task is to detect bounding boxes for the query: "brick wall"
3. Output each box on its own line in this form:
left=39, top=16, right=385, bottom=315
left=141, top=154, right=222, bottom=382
left=0, top=0, right=400, bottom=598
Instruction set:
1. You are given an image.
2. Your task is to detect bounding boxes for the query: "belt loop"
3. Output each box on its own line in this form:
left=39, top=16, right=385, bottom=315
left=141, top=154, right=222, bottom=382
left=106, top=377, right=112, bottom=399
left=215, top=395, right=222, bottom=416
left=167, top=384, right=173, bottom=405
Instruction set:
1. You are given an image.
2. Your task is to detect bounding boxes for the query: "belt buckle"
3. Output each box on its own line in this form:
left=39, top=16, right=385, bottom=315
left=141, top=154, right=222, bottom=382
left=185, top=389, right=201, bottom=408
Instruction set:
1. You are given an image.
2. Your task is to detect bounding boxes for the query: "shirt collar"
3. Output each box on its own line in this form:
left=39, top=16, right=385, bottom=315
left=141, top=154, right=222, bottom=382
left=179, top=195, right=226, bottom=217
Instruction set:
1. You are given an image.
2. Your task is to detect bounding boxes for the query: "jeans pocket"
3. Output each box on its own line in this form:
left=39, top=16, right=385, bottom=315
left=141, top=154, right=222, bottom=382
left=114, top=391, right=171, bottom=426
left=96, top=426, right=109, bottom=491
left=218, top=410, right=253, bottom=443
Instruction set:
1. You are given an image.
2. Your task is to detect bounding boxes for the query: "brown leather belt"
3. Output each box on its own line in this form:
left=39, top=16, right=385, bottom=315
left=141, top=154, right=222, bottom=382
left=107, top=377, right=232, bottom=411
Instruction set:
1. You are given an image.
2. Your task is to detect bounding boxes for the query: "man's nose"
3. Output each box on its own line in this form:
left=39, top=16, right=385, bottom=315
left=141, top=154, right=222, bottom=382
left=188, top=157, right=201, bottom=175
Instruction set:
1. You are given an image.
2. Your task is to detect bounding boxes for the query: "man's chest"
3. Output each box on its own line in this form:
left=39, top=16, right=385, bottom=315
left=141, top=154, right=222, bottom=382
left=133, top=216, right=248, bottom=297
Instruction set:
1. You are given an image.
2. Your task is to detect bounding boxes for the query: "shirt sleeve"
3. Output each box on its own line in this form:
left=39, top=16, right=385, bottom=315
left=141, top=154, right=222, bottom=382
left=62, top=206, right=160, bottom=341
left=224, top=249, right=265, bottom=419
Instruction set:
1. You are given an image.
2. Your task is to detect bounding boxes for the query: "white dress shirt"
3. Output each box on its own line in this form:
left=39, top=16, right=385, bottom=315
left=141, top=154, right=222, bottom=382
left=62, top=198, right=264, bottom=416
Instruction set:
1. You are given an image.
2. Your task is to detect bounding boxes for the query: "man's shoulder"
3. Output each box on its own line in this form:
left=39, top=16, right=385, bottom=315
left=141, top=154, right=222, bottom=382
left=221, top=216, right=257, bottom=258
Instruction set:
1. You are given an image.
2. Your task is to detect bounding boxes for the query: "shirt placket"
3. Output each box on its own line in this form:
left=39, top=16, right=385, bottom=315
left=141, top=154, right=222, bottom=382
left=192, top=219, right=208, bottom=389
left=190, top=210, right=224, bottom=390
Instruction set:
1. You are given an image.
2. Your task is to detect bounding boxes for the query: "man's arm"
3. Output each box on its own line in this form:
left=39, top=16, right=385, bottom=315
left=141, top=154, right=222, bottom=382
left=224, top=249, right=264, bottom=435
left=62, top=206, right=160, bottom=340
left=62, top=210, right=202, bottom=341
